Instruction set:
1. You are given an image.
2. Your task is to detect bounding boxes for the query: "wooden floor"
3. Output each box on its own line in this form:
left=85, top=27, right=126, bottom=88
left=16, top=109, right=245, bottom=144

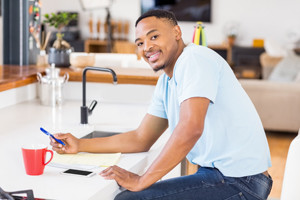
left=266, top=131, right=298, bottom=198
left=185, top=130, right=298, bottom=199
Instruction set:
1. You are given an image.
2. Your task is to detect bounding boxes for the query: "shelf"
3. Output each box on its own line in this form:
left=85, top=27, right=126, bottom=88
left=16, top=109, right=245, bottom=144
left=84, top=39, right=137, bottom=55
left=208, top=44, right=232, bottom=64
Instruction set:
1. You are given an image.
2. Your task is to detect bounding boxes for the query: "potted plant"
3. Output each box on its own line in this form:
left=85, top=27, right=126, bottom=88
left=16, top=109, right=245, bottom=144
left=224, top=21, right=239, bottom=46
left=43, top=12, right=78, bottom=67
left=227, top=33, right=237, bottom=46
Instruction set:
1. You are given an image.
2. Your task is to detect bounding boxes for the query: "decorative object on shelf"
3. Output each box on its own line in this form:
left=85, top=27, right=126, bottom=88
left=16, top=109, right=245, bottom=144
left=224, top=20, right=240, bottom=46
left=43, top=12, right=78, bottom=67
left=117, top=20, right=122, bottom=40
left=36, top=63, right=69, bottom=107
left=30, top=27, right=51, bottom=67
left=36, top=49, right=49, bottom=67
left=89, top=13, right=94, bottom=39
left=79, top=0, right=115, bottom=52
left=124, top=21, right=130, bottom=41
left=70, top=52, right=95, bottom=68
left=97, top=18, right=101, bottom=40
left=253, top=39, right=264, bottom=48
left=227, top=35, right=236, bottom=46
left=103, top=19, right=129, bottom=41
left=192, top=22, right=207, bottom=46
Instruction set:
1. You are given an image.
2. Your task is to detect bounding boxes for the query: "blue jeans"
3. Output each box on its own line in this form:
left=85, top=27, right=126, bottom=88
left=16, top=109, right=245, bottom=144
left=115, top=167, right=273, bottom=200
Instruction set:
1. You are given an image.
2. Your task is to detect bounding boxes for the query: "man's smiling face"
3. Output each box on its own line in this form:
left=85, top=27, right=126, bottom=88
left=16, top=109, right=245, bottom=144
left=135, top=17, right=180, bottom=72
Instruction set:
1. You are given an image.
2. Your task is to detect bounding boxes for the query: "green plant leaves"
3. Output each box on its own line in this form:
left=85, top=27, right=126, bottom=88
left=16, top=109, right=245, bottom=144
left=43, top=12, right=78, bottom=31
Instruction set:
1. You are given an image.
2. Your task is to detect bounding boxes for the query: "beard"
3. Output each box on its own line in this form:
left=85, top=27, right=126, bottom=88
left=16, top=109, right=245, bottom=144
left=153, top=65, right=165, bottom=72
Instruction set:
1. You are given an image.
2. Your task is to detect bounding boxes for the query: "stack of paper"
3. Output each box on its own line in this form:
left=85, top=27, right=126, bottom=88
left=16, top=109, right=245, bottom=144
left=49, top=153, right=121, bottom=170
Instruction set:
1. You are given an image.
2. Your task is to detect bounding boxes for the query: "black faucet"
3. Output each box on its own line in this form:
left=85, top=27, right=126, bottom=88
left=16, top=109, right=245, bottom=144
left=81, top=66, right=117, bottom=125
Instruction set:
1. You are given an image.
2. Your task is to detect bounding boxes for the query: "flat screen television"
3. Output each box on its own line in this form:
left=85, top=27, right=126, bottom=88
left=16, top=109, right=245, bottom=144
left=141, top=0, right=212, bottom=22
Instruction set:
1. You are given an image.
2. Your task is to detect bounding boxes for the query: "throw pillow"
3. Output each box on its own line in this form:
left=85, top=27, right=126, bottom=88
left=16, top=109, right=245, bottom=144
left=264, top=38, right=285, bottom=57
left=268, top=50, right=300, bottom=82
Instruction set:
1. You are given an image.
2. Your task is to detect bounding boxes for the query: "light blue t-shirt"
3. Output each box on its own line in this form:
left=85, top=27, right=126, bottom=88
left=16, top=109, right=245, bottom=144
left=148, top=43, right=271, bottom=177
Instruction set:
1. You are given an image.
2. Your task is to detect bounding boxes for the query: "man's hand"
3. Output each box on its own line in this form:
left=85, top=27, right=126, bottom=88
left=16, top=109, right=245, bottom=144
left=100, top=165, right=147, bottom=192
left=50, top=133, right=79, bottom=154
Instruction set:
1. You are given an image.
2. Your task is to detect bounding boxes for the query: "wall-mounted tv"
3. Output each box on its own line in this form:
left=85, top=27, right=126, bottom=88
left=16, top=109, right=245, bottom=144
left=141, top=0, right=212, bottom=23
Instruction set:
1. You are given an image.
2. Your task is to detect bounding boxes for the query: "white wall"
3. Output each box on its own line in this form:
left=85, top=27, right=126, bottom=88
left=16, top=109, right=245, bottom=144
left=198, top=0, right=300, bottom=47
left=31, top=0, right=300, bottom=48
left=0, top=0, right=299, bottom=63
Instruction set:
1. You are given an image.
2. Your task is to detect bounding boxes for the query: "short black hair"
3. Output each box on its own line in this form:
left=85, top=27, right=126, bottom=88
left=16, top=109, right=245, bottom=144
left=135, top=9, right=178, bottom=27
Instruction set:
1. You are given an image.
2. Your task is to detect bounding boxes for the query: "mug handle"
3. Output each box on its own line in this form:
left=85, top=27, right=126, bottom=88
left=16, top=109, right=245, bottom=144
left=44, top=150, right=54, bottom=165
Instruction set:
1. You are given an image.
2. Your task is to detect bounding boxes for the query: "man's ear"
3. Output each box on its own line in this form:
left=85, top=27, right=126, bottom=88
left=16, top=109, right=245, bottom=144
left=174, top=25, right=182, bottom=40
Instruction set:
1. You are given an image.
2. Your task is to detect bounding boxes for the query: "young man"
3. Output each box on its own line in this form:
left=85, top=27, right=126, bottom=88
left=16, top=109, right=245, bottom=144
left=51, top=10, right=273, bottom=200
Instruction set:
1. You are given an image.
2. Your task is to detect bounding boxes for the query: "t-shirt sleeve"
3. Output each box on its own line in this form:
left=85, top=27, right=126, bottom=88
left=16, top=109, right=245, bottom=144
left=147, top=76, right=168, bottom=119
left=176, top=53, right=220, bottom=105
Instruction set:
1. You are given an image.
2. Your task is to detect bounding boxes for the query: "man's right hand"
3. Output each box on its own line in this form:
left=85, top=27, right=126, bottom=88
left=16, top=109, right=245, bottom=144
left=48, top=114, right=168, bottom=154
left=50, top=133, right=79, bottom=154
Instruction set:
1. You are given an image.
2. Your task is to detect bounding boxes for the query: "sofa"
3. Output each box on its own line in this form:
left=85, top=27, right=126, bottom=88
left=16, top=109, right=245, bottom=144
left=239, top=52, right=300, bottom=133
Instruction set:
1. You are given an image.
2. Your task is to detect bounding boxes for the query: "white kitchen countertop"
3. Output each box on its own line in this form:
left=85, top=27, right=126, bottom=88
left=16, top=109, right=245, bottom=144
left=0, top=98, right=170, bottom=200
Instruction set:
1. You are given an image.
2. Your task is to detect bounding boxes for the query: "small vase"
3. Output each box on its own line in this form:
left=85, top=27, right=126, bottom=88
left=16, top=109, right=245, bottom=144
left=227, top=36, right=236, bottom=46
left=36, top=50, right=49, bottom=67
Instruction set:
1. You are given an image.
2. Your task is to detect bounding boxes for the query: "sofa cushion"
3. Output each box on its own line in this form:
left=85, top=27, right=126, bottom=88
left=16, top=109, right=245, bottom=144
left=268, top=50, right=300, bottom=82
left=260, top=52, right=282, bottom=79
left=264, top=38, right=285, bottom=57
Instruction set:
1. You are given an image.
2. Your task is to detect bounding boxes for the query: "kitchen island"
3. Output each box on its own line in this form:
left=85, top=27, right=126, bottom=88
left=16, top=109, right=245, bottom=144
left=0, top=63, right=192, bottom=199
left=0, top=98, right=170, bottom=199
left=0, top=64, right=172, bottom=199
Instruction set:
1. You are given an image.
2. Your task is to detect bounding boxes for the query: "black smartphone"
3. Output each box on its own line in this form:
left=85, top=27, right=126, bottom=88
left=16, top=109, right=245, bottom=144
left=60, top=169, right=96, bottom=177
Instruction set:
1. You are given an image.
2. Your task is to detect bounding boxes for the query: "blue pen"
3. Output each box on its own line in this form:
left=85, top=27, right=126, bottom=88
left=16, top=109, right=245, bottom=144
left=40, top=127, right=65, bottom=146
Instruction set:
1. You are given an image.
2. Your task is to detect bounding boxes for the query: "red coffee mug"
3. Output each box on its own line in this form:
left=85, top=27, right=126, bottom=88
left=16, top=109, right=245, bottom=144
left=22, top=144, right=53, bottom=176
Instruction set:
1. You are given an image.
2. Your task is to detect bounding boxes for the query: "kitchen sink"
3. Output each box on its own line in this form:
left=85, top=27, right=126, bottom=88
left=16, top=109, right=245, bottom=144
left=81, top=130, right=121, bottom=139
